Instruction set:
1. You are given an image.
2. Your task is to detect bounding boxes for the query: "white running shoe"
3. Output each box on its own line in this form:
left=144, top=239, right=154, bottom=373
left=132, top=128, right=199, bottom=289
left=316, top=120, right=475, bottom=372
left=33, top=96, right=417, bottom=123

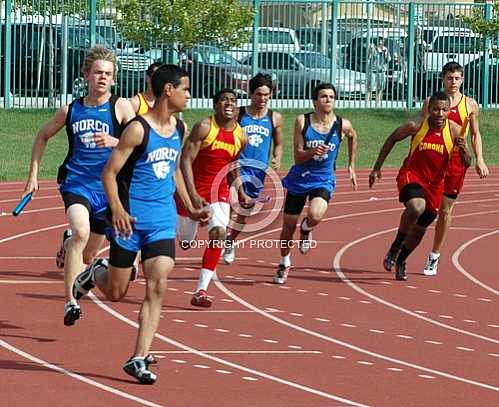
left=423, top=255, right=439, bottom=276
left=222, top=243, right=235, bottom=264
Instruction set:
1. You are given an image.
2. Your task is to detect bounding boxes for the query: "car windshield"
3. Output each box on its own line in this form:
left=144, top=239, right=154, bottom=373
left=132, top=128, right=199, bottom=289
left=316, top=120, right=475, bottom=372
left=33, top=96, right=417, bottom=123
left=192, top=46, right=241, bottom=65
left=61, top=27, right=113, bottom=49
left=433, top=35, right=480, bottom=53
left=253, top=30, right=295, bottom=45
left=294, top=52, right=331, bottom=68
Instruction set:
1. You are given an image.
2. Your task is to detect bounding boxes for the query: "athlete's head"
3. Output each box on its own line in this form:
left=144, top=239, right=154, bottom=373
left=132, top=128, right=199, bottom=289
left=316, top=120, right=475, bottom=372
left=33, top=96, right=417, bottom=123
left=249, top=73, right=273, bottom=109
left=147, top=62, right=163, bottom=78
left=312, top=83, right=337, bottom=113
left=428, top=91, right=451, bottom=128
left=213, top=88, right=237, bottom=120
left=441, top=62, right=464, bottom=95
left=151, top=64, right=190, bottom=111
left=82, top=45, right=117, bottom=92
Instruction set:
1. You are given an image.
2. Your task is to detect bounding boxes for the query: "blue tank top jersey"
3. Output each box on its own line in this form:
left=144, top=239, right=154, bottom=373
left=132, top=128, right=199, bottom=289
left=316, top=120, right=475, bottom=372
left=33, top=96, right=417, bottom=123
left=238, top=107, right=275, bottom=179
left=57, top=95, right=121, bottom=193
left=113, top=116, right=184, bottom=232
left=282, top=113, right=343, bottom=195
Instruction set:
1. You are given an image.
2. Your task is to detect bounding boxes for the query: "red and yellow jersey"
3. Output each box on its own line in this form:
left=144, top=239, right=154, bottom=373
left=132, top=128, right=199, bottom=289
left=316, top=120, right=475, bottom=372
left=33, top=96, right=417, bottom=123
left=136, top=92, right=153, bottom=116
left=192, top=116, right=244, bottom=203
left=400, top=118, right=454, bottom=186
left=447, top=95, right=469, bottom=175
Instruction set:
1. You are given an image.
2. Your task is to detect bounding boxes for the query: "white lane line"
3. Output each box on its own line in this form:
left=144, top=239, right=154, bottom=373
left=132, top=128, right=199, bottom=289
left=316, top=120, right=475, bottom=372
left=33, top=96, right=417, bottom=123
left=0, top=280, right=61, bottom=284
left=0, top=339, right=163, bottom=407
left=151, top=350, right=322, bottom=355
left=396, top=335, right=413, bottom=339
left=214, top=274, right=499, bottom=392
left=89, top=294, right=368, bottom=407
left=242, top=376, right=258, bottom=381
left=456, top=347, right=475, bottom=352
left=425, top=340, right=443, bottom=345
left=194, top=365, right=210, bottom=369
left=164, top=312, right=282, bottom=314
left=333, top=225, right=499, bottom=345
left=0, top=223, right=68, bottom=244
left=451, top=229, right=499, bottom=296
left=0, top=256, right=56, bottom=259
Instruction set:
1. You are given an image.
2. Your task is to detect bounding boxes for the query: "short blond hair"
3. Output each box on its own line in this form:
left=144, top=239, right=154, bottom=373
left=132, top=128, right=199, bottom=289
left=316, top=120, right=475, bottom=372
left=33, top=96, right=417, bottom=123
left=81, top=45, right=118, bottom=78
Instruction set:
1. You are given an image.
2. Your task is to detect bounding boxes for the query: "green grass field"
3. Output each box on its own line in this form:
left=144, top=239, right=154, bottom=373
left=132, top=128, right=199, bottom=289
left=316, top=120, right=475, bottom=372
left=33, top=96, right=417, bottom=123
left=1, top=108, right=499, bottom=181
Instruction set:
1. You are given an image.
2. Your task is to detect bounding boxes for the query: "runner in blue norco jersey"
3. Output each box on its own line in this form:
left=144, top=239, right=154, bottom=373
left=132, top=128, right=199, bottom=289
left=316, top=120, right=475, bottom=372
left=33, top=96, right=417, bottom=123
left=72, top=64, right=209, bottom=384
left=22, top=45, right=135, bottom=326
left=273, top=83, right=358, bottom=285
left=222, top=73, right=283, bottom=264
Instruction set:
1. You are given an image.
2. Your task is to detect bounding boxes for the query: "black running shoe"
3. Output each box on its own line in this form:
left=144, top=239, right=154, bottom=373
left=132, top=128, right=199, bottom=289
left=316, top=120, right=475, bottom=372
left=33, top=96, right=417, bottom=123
left=298, top=219, right=312, bottom=254
left=383, top=246, right=400, bottom=271
left=63, top=302, right=81, bottom=326
left=395, top=262, right=407, bottom=281
left=73, top=258, right=107, bottom=300
left=123, top=356, right=157, bottom=384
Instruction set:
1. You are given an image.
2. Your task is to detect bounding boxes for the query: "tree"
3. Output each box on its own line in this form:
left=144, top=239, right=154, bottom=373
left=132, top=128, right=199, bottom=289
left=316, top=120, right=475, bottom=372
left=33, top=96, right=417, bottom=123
left=114, top=0, right=254, bottom=57
left=463, top=0, right=499, bottom=38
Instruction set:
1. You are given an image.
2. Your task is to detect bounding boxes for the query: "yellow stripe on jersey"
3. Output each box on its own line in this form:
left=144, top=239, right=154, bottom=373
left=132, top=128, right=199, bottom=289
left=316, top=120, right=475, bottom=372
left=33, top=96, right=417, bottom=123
left=410, top=118, right=453, bottom=157
left=136, top=92, right=150, bottom=116
left=410, top=119, right=429, bottom=156
left=457, top=95, right=470, bottom=135
left=200, top=116, right=243, bottom=157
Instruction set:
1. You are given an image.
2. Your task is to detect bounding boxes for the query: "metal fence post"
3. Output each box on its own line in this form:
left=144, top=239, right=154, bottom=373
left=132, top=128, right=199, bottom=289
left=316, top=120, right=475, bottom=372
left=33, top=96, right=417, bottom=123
left=90, top=0, right=97, bottom=47
left=251, top=0, right=261, bottom=77
left=406, top=2, right=416, bottom=109
left=482, top=2, right=492, bottom=111
left=330, top=0, right=338, bottom=86
left=3, top=0, right=12, bottom=109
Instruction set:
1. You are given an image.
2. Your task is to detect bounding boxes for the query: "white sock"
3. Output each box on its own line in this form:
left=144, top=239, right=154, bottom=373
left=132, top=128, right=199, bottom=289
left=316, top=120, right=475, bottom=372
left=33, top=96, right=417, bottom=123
left=280, top=255, right=291, bottom=268
left=196, top=268, right=214, bottom=292
left=429, top=251, right=440, bottom=260
left=301, top=218, right=312, bottom=232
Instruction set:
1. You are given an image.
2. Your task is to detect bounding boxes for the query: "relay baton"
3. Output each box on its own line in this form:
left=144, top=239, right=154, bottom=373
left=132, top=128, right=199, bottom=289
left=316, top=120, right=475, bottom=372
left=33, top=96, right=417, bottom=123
left=459, top=117, right=469, bottom=139
left=248, top=195, right=272, bottom=205
left=12, top=192, right=33, bottom=216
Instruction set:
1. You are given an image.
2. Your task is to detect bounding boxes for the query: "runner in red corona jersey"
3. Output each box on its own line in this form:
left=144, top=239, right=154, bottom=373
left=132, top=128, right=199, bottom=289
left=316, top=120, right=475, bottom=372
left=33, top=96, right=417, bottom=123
left=369, top=91, right=471, bottom=281
left=421, top=62, right=488, bottom=276
left=178, top=88, right=250, bottom=307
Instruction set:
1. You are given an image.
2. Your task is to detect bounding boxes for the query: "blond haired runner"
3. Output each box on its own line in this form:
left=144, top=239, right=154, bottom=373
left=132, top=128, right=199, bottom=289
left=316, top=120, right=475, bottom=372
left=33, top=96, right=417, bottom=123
left=22, top=45, right=135, bottom=326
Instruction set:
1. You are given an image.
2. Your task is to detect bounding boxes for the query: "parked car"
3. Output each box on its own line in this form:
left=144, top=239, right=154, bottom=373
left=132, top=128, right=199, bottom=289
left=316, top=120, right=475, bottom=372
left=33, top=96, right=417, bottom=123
left=116, top=44, right=275, bottom=98
left=422, top=27, right=482, bottom=88
left=295, top=26, right=352, bottom=57
left=227, top=26, right=301, bottom=62
left=0, top=22, right=113, bottom=96
left=241, top=50, right=367, bottom=99
left=462, top=54, right=499, bottom=104
left=342, top=31, right=406, bottom=98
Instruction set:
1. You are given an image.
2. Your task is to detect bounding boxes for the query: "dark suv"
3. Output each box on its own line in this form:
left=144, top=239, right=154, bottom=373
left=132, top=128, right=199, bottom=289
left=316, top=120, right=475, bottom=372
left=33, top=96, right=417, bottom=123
left=116, top=44, right=256, bottom=98
left=0, top=22, right=112, bottom=97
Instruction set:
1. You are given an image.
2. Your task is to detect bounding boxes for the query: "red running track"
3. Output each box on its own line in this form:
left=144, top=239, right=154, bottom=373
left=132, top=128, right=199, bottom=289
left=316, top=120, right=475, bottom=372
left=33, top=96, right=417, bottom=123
left=0, top=169, right=498, bottom=406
